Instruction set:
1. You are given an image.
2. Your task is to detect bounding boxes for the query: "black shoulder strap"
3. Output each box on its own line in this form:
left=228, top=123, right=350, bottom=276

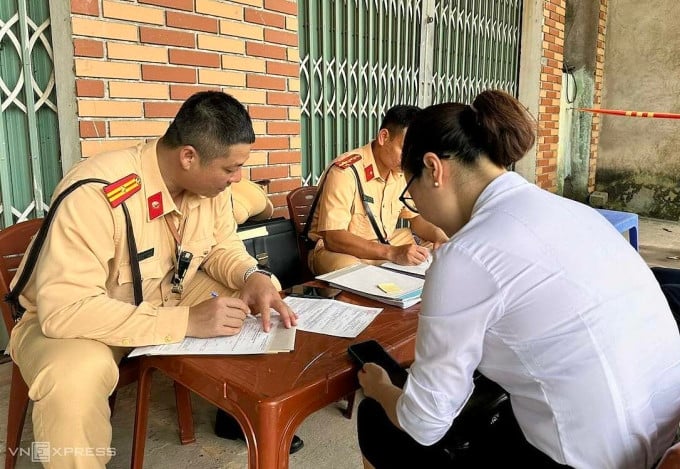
left=347, top=165, right=389, bottom=245
left=301, top=161, right=390, bottom=246
left=5, top=178, right=143, bottom=322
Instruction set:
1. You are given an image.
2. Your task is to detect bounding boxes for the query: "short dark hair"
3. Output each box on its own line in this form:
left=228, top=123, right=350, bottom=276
left=402, top=90, right=536, bottom=177
left=379, top=104, right=421, bottom=136
left=161, top=91, right=255, bottom=162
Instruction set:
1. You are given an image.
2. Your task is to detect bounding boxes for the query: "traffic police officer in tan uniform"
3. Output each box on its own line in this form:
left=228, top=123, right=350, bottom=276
left=7, top=92, right=297, bottom=468
left=307, top=105, right=449, bottom=275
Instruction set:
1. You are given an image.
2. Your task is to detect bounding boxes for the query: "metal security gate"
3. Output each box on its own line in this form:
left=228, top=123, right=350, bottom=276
left=0, top=0, right=60, bottom=229
left=299, top=0, right=523, bottom=183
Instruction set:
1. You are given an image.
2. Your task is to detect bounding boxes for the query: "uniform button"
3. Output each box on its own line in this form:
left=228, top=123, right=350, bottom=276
left=122, top=338, right=130, bottom=346
left=163, top=296, right=169, bottom=302
left=164, top=335, right=172, bottom=343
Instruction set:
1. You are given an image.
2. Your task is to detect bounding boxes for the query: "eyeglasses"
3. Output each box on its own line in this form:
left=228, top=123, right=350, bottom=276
left=399, top=174, right=418, bottom=213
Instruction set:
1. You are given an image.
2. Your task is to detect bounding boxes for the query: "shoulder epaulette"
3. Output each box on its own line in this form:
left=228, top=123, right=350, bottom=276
left=103, top=173, right=142, bottom=208
left=333, top=153, right=362, bottom=169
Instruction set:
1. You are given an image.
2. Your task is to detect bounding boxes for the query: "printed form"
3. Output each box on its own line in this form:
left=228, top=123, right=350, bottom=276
left=285, top=296, right=382, bottom=338
left=129, top=316, right=295, bottom=357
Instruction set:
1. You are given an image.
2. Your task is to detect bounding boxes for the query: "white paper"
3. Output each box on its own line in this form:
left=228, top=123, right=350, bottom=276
left=316, top=263, right=424, bottom=308
left=128, top=315, right=295, bottom=357
left=284, top=296, right=382, bottom=338
left=380, top=254, right=432, bottom=278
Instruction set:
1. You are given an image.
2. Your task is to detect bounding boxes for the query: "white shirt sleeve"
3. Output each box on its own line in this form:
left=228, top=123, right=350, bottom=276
left=396, top=243, right=504, bottom=446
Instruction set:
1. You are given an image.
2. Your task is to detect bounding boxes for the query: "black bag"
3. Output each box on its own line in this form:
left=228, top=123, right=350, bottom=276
left=237, top=217, right=302, bottom=290
left=440, top=373, right=512, bottom=463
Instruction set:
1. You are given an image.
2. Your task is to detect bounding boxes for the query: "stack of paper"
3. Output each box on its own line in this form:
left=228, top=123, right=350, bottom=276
left=316, top=263, right=424, bottom=308
left=129, top=316, right=295, bottom=357
left=379, top=254, right=432, bottom=279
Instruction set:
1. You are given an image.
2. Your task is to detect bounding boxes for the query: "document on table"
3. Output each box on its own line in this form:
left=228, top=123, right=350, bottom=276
left=380, top=253, right=432, bottom=278
left=128, top=315, right=296, bottom=357
left=284, top=296, right=382, bottom=338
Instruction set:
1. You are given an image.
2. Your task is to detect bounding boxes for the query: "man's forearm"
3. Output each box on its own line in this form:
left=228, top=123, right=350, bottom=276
left=372, top=382, right=404, bottom=430
left=410, top=216, right=448, bottom=244
left=322, top=230, right=393, bottom=261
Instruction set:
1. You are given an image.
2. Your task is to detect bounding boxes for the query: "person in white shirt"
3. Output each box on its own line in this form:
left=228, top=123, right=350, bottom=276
left=356, top=89, right=680, bottom=468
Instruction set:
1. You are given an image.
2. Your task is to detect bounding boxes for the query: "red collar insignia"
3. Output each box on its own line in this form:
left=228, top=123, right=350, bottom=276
left=364, top=164, right=375, bottom=181
left=147, top=192, right=164, bottom=220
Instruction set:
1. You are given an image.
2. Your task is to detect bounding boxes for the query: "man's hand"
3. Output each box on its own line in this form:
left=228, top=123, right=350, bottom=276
left=186, top=296, right=249, bottom=338
left=358, top=362, right=393, bottom=400
left=240, top=272, right=298, bottom=332
left=388, top=244, right=430, bottom=265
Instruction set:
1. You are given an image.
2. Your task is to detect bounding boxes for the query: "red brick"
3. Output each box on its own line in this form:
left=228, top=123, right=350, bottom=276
left=264, top=0, right=297, bottom=15
left=170, top=84, right=220, bottom=100
left=266, top=61, right=299, bottom=77
left=264, top=29, right=297, bottom=47
left=268, top=178, right=301, bottom=193
left=267, top=91, right=299, bottom=106
left=246, top=42, right=286, bottom=60
left=71, top=0, right=99, bottom=16
left=74, top=39, right=104, bottom=58
left=166, top=12, right=219, bottom=33
left=142, top=64, right=196, bottom=83
left=140, top=27, right=195, bottom=48
left=272, top=206, right=289, bottom=218
left=252, top=136, right=289, bottom=150
left=246, top=74, right=286, bottom=90
left=250, top=166, right=288, bottom=180
left=269, top=193, right=287, bottom=207
left=76, top=79, right=105, bottom=97
left=144, top=101, right=182, bottom=118
left=139, top=0, right=193, bottom=11
left=267, top=121, right=299, bottom=135
left=269, top=151, right=300, bottom=164
left=244, top=8, right=286, bottom=29
left=169, top=49, right=221, bottom=68
left=79, top=121, right=106, bottom=138
left=248, top=105, right=288, bottom=120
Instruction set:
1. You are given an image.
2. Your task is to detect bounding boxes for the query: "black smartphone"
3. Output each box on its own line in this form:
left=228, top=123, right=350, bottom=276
left=348, top=340, right=409, bottom=388
left=284, top=284, right=342, bottom=299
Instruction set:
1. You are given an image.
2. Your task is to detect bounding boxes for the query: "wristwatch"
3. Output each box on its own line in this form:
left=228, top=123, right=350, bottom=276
left=243, top=265, right=273, bottom=282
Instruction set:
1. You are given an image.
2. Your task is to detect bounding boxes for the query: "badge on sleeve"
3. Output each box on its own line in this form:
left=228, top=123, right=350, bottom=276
left=365, top=164, right=375, bottom=181
left=103, top=173, right=141, bottom=208
left=147, top=192, right=164, bottom=220
left=333, top=153, right=362, bottom=169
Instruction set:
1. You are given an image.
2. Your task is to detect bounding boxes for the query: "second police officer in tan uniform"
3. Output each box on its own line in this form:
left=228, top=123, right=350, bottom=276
left=307, top=105, right=449, bottom=275
left=7, top=92, right=297, bottom=468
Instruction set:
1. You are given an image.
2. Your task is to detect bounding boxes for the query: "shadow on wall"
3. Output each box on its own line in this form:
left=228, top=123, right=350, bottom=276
left=596, top=169, right=680, bottom=221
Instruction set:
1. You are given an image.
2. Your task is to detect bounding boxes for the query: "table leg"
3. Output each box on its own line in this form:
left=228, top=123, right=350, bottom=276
left=241, top=405, right=296, bottom=469
left=174, top=381, right=195, bottom=444
left=131, top=365, right=154, bottom=469
left=630, top=226, right=639, bottom=251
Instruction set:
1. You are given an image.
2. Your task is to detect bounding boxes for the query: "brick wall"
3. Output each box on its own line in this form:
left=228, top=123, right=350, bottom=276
left=71, top=0, right=301, bottom=217
left=535, top=0, right=565, bottom=192
left=588, top=0, right=608, bottom=192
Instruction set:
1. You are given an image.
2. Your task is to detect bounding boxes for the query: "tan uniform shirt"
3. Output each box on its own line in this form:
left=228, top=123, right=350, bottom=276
left=308, top=142, right=416, bottom=243
left=231, top=179, right=273, bottom=224
left=11, top=140, right=257, bottom=347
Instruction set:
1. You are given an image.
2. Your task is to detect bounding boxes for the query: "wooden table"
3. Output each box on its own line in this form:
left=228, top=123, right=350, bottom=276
left=130, top=288, right=420, bottom=469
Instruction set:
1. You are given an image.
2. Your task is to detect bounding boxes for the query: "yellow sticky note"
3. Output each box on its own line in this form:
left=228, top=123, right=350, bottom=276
left=378, top=282, right=403, bottom=294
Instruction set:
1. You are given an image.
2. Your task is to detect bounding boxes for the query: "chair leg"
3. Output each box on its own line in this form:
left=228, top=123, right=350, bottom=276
left=342, top=391, right=356, bottom=420
left=5, top=364, right=30, bottom=469
left=108, top=390, right=118, bottom=416
left=174, top=381, right=195, bottom=445
left=131, top=365, right=154, bottom=469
